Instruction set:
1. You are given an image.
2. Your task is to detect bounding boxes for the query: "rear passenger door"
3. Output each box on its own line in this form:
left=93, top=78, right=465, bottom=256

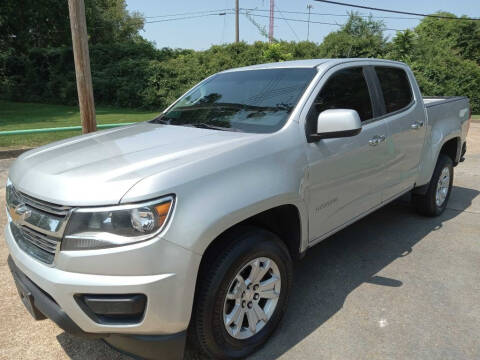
left=304, top=65, right=390, bottom=242
left=372, top=66, right=427, bottom=201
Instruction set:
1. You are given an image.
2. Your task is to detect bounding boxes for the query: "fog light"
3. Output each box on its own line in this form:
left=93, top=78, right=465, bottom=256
left=75, top=294, right=146, bottom=325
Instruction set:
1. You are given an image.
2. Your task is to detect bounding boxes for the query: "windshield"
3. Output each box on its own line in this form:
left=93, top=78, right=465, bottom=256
left=151, top=68, right=317, bottom=133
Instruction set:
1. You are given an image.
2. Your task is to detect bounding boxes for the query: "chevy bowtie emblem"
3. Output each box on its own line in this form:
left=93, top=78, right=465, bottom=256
left=14, top=204, right=32, bottom=220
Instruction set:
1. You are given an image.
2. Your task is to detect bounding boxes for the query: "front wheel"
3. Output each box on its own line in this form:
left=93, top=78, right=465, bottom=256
left=190, top=227, right=292, bottom=359
left=414, top=154, right=453, bottom=216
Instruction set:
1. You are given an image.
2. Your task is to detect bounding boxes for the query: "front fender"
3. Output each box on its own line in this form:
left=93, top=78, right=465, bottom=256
left=121, top=128, right=309, bottom=256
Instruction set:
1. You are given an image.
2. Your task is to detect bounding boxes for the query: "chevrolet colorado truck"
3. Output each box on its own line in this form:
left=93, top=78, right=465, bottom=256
left=5, top=59, right=471, bottom=359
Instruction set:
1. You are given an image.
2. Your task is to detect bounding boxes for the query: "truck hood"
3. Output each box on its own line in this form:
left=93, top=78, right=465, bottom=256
left=9, top=123, right=262, bottom=206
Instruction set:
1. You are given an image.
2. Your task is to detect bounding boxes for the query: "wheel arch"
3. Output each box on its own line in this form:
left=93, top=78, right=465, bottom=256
left=189, top=206, right=298, bottom=357
left=198, top=203, right=304, bottom=271
left=416, top=134, right=462, bottom=190
left=439, top=136, right=461, bottom=165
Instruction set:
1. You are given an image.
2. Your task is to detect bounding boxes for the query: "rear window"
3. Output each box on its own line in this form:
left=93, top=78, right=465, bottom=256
left=375, top=67, right=413, bottom=113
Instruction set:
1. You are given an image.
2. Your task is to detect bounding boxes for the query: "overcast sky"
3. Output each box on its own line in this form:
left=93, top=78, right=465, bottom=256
left=126, top=0, right=480, bottom=50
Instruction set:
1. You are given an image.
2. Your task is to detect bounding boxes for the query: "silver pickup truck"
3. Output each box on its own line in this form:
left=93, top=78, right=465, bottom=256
left=5, top=59, right=471, bottom=360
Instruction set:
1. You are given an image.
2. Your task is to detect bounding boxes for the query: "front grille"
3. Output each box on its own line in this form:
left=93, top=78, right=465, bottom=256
left=19, top=192, right=71, bottom=216
left=11, top=224, right=59, bottom=264
left=9, top=190, right=71, bottom=265
left=20, top=225, right=59, bottom=253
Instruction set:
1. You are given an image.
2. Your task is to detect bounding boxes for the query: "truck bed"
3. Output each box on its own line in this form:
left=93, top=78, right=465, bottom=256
left=423, top=97, right=469, bottom=130
left=423, top=96, right=468, bottom=108
left=422, top=95, right=470, bottom=170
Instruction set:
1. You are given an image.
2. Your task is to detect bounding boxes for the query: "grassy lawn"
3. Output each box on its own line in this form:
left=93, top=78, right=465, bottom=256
left=0, top=100, right=160, bottom=149
left=472, top=114, right=480, bottom=121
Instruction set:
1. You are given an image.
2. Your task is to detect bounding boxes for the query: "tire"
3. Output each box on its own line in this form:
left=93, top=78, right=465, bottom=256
left=414, top=153, right=454, bottom=217
left=189, top=226, right=293, bottom=359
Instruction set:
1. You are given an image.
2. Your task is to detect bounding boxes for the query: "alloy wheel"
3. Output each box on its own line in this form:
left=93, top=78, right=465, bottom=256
left=223, top=257, right=281, bottom=340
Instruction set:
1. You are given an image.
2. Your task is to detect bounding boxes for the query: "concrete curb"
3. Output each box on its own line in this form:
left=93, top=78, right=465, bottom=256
left=0, top=148, right=32, bottom=160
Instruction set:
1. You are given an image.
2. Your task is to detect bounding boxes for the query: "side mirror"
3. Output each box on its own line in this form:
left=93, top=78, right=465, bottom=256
left=309, top=109, right=362, bottom=142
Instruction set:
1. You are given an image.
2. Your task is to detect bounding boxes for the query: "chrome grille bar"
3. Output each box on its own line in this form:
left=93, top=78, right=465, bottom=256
left=10, top=224, right=58, bottom=264
left=19, top=192, right=71, bottom=216
left=7, top=184, right=70, bottom=265
left=21, top=226, right=58, bottom=253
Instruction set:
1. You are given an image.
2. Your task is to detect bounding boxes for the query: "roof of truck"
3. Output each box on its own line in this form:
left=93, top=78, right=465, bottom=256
left=222, top=58, right=406, bottom=72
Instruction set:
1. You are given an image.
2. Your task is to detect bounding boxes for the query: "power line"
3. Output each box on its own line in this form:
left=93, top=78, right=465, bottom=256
left=275, top=5, right=301, bottom=41
left=145, top=12, right=230, bottom=24
left=140, top=8, right=414, bottom=33
left=144, top=9, right=230, bottom=19
left=144, top=10, right=408, bottom=33
left=241, top=11, right=407, bottom=32
left=244, top=12, right=340, bottom=27
left=11, top=12, right=233, bottom=37
left=142, top=5, right=439, bottom=24
left=313, top=0, right=480, bottom=21
left=241, top=7, right=423, bottom=20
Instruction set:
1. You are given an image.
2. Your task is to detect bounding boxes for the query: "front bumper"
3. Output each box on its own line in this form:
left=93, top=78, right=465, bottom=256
left=7, top=256, right=186, bottom=360
left=5, top=223, right=202, bottom=359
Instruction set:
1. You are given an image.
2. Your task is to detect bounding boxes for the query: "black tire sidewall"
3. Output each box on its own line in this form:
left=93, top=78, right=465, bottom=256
left=195, top=228, right=292, bottom=359
left=428, top=154, right=454, bottom=215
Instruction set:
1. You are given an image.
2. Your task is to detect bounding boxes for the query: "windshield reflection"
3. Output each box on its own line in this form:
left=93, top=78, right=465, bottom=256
left=151, top=68, right=316, bottom=134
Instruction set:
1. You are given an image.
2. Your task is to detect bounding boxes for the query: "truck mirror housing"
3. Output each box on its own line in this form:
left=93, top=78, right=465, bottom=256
left=311, top=109, right=362, bottom=142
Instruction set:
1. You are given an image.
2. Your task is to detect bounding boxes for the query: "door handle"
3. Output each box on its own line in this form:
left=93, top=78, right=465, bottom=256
left=369, top=135, right=386, bottom=146
left=411, top=121, right=424, bottom=130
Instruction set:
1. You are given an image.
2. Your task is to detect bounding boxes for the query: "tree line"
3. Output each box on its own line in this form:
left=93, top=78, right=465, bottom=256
left=1, top=1, right=479, bottom=112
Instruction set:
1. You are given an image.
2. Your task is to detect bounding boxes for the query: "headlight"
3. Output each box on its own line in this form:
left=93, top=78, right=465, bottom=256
left=62, top=196, right=174, bottom=250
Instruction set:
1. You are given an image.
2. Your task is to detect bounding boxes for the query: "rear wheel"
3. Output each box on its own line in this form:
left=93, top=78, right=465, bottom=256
left=190, top=227, right=292, bottom=359
left=414, top=154, right=453, bottom=216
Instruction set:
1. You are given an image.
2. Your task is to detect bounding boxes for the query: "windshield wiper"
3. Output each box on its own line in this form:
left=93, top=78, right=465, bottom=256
left=190, top=123, right=236, bottom=131
left=174, top=103, right=277, bottom=112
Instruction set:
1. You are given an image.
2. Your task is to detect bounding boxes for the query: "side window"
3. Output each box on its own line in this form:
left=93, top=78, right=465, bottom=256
left=307, top=67, right=373, bottom=135
left=375, top=66, right=413, bottom=113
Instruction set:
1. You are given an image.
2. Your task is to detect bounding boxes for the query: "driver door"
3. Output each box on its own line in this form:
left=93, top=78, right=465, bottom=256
left=304, top=66, right=390, bottom=243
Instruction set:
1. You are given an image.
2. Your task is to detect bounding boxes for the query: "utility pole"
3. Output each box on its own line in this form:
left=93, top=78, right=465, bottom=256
left=307, top=4, right=313, bottom=41
left=68, top=0, right=96, bottom=133
left=268, top=0, right=274, bottom=43
left=235, top=0, right=239, bottom=42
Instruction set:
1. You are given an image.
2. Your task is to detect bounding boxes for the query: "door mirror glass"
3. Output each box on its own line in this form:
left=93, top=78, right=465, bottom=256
left=313, top=109, right=362, bottom=140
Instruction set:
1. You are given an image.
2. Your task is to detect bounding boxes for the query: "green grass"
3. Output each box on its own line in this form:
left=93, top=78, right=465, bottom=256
left=472, top=114, right=480, bottom=121
left=0, top=100, right=160, bottom=149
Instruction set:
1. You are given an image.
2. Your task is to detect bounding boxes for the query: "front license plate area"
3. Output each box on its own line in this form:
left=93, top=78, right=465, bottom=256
left=13, top=276, right=46, bottom=320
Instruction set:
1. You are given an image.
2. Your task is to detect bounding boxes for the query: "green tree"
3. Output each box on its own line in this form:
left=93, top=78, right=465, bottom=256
left=0, top=0, right=71, bottom=52
left=385, top=12, right=480, bottom=112
left=320, top=13, right=387, bottom=58
left=262, top=43, right=294, bottom=62
left=0, top=0, right=144, bottom=53
left=387, top=29, right=416, bottom=62
left=414, top=12, right=480, bottom=64
left=85, top=0, right=144, bottom=45
left=2, top=8, right=480, bottom=113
